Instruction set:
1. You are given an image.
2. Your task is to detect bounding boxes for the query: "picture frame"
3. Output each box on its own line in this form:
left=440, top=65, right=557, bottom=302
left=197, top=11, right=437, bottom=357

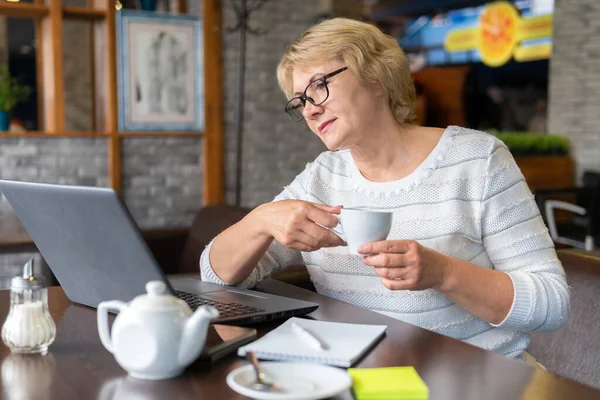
left=116, top=11, right=204, bottom=132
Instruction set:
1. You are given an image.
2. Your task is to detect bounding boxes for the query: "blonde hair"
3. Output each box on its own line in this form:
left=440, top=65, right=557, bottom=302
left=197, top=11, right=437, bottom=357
left=277, top=18, right=417, bottom=124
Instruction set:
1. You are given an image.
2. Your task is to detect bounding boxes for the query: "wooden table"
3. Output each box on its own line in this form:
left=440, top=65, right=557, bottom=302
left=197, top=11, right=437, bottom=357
left=0, top=277, right=598, bottom=400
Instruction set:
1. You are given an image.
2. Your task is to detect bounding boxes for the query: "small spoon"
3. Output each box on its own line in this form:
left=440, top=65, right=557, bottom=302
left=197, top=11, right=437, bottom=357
left=247, top=352, right=286, bottom=393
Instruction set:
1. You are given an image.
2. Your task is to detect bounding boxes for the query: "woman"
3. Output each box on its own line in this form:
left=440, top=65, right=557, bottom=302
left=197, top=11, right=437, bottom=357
left=200, top=18, right=569, bottom=361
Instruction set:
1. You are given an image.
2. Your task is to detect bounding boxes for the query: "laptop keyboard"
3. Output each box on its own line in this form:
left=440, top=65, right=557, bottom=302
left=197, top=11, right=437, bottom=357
left=176, top=290, right=264, bottom=318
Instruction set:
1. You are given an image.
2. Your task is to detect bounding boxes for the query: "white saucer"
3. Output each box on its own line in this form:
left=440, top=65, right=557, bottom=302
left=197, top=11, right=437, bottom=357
left=226, top=361, right=352, bottom=400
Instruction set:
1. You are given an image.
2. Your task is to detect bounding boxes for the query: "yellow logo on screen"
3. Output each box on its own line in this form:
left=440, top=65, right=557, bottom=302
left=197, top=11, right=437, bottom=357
left=479, top=2, right=519, bottom=66
left=444, top=1, right=553, bottom=67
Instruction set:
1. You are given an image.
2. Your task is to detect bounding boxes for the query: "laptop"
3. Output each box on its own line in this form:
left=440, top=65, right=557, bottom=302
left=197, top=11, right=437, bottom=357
left=0, top=179, right=318, bottom=325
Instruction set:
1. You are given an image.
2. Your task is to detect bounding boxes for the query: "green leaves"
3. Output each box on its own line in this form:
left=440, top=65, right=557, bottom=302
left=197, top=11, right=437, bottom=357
left=0, top=65, right=32, bottom=112
left=494, top=132, right=570, bottom=156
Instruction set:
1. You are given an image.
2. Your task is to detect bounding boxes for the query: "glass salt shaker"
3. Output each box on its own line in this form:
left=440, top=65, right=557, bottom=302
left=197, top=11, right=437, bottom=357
left=1, top=258, right=56, bottom=355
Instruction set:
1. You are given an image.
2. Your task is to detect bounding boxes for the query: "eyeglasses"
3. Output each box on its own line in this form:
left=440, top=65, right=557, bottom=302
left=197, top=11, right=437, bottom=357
left=284, top=66, right=348, bottom=122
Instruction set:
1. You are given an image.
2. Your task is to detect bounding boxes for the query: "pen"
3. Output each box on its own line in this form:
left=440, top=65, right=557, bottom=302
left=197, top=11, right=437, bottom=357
left=291, top=322, right=329, bottom=351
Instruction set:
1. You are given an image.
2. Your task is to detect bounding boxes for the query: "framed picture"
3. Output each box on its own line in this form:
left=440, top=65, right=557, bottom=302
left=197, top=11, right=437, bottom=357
left=116, top=11, right=204, bottom=132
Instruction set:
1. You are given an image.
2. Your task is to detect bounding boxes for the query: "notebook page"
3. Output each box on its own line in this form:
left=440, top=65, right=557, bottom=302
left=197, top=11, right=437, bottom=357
left=237, top=317, right=387, bottom=367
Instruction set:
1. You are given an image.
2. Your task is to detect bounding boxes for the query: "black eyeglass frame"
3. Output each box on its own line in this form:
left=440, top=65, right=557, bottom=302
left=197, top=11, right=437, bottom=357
left=284, top=66, right=349, bottom=122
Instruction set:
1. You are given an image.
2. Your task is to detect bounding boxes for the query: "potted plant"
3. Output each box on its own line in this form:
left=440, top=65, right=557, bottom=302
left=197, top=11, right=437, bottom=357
left=494, top=132, right=570, bottom=156
left=0, top=65, right=31, bottom=131
left=493, top=131, right=573, bottom=192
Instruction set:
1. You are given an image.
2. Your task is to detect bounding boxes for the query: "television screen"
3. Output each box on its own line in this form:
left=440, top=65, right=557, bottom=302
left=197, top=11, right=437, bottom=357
left=399, top=0, right=554, bottom=69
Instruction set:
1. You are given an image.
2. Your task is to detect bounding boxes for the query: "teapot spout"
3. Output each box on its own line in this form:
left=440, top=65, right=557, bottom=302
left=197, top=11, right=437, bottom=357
left=178, top=306, right=219, bottom=367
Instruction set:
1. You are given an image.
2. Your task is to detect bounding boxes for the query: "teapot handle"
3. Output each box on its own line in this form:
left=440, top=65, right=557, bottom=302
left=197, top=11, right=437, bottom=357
left=97, top=300, right=127, bottom=354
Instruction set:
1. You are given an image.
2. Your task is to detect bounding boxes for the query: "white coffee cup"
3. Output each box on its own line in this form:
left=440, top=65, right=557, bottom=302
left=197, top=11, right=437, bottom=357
left=331, top=208, right=393, bottom=255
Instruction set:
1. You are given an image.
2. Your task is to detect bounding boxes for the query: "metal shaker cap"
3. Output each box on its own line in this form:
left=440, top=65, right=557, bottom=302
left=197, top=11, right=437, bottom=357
left=11, top=258, right=44, bottom=290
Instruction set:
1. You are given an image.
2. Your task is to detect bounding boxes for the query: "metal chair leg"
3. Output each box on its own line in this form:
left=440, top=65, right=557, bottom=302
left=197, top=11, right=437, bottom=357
left=585, top=235, right=595, bottom=252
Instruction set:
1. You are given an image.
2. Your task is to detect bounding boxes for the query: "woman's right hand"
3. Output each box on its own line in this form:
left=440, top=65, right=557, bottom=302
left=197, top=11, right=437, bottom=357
left=254, top=200, right=345, bottom=252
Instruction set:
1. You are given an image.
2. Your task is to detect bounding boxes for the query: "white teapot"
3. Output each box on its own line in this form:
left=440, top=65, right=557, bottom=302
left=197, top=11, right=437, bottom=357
left=97, top=281, right=219, bottom=380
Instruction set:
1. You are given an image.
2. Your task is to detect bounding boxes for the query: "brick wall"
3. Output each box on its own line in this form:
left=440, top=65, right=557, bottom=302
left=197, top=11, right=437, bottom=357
left=548, top=0, right=600, bottom=180
left=121, top=137, right=203, bottom=228
left=219, top=0, right=326, bottom=207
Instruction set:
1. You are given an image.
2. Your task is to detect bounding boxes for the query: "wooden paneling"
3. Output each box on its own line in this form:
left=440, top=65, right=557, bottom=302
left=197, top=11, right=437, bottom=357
left=0, top=131, right=108, bottom=137
left=0, top=2, right=48, bottom=18
left=107, top=4, right=120, bottom=192
left=202, top=0, right=224, bottom=205
left=118, top=132, right=206, bottom=137
left=104, top=5, right=118, bottom=134
left=412, top=65, right=470, bottom=128
left=62, top=7, right=106, bottom=20
left=177, top=0, right=188, bottom=14
left=35, top=18, right=45, bottom=131
left=515, top=155, right=574, bottom=191
left=40, top=0, right=65, bottom=132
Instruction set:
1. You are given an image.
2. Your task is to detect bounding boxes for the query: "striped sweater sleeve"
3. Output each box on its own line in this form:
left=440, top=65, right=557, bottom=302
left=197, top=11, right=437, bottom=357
left=481, top=141, right=569, bottom=331
left=199, top=166, right=312, bottom=288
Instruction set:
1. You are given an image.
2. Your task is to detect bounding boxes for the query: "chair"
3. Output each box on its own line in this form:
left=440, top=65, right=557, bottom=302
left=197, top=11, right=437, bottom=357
left=147, top=204, right=315, bottom=290
left=179, top=204, right=253, bottom=275
left=536, top=171, right=600, bottom=251
left=528, top=249, right=600, bottom=389
left=146, top=205, right=251, bottom=276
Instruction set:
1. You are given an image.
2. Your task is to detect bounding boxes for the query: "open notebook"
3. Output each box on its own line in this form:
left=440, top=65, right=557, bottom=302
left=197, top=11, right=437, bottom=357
left=237, top=317, right=387, bottom=368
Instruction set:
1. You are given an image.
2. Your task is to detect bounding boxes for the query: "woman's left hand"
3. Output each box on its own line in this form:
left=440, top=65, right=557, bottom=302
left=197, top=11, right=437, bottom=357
left=358, top=240, right=453, bottom=291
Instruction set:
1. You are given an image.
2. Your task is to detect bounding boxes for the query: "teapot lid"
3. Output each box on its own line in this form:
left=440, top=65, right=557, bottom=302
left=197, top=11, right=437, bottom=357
left=129, top=281, right=190, bottom=312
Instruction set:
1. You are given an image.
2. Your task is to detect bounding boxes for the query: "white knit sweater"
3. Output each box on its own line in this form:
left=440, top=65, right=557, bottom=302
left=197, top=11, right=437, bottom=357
left=200, top=126, right=569, bottom=359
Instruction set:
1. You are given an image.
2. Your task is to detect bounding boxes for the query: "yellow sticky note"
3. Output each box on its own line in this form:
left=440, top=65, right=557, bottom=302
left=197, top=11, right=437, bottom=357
left=347, top=367, right=429, bottom=400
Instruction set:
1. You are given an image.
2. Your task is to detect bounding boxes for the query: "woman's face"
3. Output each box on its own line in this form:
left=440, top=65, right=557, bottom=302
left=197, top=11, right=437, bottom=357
left=291, top=60, right=382, bottom=151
